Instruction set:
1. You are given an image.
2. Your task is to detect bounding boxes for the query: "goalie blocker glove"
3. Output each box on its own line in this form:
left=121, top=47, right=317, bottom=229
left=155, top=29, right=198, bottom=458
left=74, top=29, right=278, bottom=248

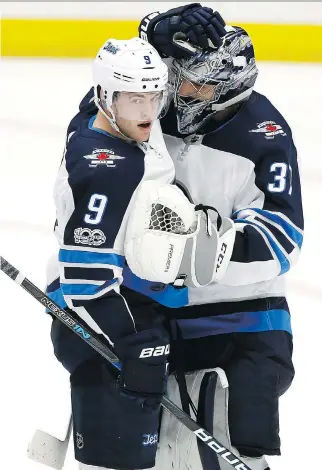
left=124, top=180, right=236, bottom=288
left=139, top=3, right=227, bottom=58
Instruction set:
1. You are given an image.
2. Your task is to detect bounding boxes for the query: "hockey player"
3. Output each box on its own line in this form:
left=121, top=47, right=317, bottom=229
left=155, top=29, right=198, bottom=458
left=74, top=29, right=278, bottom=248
left=46, top=37, right=176, bottom=470
left=118, top=4, right=303, bottom=470
left=47, top=29, right=239, bottom=470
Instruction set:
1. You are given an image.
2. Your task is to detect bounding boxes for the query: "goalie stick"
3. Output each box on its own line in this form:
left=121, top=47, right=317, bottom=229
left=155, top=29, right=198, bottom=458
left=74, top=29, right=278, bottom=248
left=0, top=256, right=252, bottom=470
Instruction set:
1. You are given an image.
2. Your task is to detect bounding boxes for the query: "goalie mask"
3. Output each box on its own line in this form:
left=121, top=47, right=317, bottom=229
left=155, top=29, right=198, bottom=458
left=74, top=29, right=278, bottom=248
left=171, top=26, right=258, bottom=135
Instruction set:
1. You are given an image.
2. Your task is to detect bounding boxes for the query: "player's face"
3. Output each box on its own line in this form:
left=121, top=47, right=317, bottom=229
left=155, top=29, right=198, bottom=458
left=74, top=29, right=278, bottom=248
left=112, top=91, right=164, bottom=141
left=115, top=115, right=153, bottom=142
left=179, top=79, right=215, bottom=101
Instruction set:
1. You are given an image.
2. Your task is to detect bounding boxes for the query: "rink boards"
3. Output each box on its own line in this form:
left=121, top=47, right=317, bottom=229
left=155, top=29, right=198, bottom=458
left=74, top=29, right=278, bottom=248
left=1, top=18, right=322, bottom=62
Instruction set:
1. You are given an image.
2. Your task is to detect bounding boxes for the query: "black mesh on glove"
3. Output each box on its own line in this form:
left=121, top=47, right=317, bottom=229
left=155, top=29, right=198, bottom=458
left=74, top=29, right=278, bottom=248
left=139, top=3, right=226, bottom=58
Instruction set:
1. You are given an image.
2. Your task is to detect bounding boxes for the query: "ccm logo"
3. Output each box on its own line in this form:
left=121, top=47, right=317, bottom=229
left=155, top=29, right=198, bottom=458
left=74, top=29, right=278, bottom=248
left=216, top=242, right=228, bottom=272
left=139, top=344, right=170, bottom=358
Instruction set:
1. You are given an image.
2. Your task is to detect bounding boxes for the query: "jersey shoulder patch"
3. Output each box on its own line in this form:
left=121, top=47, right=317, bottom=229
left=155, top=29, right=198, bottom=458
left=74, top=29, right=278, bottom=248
left=65, top=121, right=144, bottom=177
left=203, top=91, right=294, bottom=165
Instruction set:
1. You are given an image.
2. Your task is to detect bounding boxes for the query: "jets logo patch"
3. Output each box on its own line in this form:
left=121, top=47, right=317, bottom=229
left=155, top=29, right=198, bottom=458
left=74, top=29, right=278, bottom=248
left=83, top=149, right=125, bottom=168
left=249, top=121, right=286, bottom=139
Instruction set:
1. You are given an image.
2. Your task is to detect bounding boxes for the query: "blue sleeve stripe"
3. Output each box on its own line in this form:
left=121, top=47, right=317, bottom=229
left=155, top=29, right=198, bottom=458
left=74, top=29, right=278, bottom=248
left=248, top=208, right=303, bottom=248
left=122, top=265, right=189, bottom=308
left=176, top=309, right=292, bottom=339
left=46, top=287, right=67, bottom=310
left=234, top=219, right=290, bottom=275
left=61, top=279, right=116, bottom=296
left=59, top=249, right=125, bottom=267
left=233, top=208, right=303, bottom=248
left=253, top=217, right=296, bottom=255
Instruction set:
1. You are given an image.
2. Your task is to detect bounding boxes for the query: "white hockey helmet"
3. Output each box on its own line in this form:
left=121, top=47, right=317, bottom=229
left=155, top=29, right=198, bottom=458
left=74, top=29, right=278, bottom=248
left=93, top=37, right=169, bottom=129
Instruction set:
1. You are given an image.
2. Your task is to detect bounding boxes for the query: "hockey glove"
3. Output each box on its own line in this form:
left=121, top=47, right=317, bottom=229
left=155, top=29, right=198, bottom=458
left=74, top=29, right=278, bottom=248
left=139, top=3, right=227, bottom=58
left=125, top=180, right=236, bottom=287
left=114, top=328, right=170, bottom=404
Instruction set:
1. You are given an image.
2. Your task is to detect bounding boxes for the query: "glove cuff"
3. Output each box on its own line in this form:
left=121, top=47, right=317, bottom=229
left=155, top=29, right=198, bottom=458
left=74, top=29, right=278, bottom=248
left=138, top=3, right=201, bottom=48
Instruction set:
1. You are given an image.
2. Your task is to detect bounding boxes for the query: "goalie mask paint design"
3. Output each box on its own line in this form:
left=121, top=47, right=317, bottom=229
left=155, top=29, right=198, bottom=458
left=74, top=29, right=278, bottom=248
left=171, top=26, right=258, bottom=134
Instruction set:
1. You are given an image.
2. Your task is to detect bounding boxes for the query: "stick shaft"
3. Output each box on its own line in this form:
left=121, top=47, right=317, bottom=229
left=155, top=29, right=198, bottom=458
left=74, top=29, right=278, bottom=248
left=0, top=256, right=251, bottom=470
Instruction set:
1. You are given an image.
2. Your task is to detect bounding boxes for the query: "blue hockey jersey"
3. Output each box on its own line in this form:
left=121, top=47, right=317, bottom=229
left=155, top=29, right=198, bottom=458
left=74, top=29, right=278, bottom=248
left=46, top=89, right=175, bottom=343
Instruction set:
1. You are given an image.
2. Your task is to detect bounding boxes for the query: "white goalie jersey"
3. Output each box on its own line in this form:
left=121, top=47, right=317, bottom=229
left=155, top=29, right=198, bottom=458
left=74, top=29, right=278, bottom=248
left=121, top=91, right=303, bottom=330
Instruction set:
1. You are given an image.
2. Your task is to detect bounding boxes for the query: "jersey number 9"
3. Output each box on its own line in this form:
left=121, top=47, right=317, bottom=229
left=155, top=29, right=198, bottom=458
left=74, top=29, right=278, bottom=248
left=84, top=194, right=108, bottom=225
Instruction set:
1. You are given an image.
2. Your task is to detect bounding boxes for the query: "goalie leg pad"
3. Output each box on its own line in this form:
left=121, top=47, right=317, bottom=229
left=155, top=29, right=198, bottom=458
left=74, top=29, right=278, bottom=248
left=155, top=368, right=269, bottom=470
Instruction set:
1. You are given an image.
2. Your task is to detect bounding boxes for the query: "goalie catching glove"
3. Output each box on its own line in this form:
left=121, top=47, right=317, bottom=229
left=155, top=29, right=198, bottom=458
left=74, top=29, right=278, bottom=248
left=125, top=180, right=235, bottom=287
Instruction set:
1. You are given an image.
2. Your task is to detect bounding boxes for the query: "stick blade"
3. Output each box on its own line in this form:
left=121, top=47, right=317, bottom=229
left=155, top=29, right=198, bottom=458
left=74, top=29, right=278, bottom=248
left=27, top=429, right=70, bottom=470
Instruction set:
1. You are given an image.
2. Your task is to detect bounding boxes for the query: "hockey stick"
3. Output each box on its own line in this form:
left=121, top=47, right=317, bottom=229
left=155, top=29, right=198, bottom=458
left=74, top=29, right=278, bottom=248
left=0, top=256, right=251, bottom=470
left=27, top=414, right=72, bottom=470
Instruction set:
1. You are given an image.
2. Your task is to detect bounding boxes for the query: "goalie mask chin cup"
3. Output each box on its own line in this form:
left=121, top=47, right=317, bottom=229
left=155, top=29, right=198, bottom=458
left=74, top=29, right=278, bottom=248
left=171, top=26, right=259, bottom=135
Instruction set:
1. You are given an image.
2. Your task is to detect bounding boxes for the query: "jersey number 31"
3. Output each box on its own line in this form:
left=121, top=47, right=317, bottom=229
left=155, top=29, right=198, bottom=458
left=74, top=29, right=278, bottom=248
left=268, top=163, right=293, bottom=195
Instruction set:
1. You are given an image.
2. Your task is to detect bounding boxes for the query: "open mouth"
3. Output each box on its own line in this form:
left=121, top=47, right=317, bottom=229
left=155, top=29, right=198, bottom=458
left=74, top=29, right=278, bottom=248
left=138, top=121, right=152, bottom=129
